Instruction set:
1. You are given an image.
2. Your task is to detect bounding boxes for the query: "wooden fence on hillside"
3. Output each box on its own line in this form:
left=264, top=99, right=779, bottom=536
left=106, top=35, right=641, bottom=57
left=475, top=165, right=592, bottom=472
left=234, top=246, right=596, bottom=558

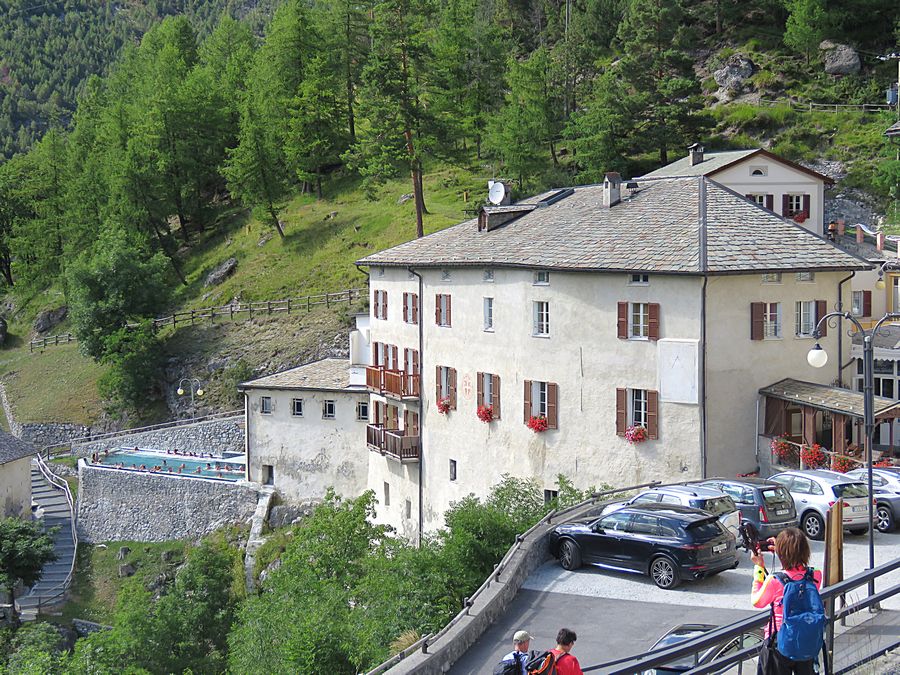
left=758, top=97, right=894, bottom=114
left=29, top=288, right=366, bottom=352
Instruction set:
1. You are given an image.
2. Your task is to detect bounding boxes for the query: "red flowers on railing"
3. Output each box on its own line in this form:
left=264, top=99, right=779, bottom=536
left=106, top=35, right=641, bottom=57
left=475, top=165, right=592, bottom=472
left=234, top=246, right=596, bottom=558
left=830, top=455, right=856, bottom=473
left=625, top=425, right=648, bottom=444
left=800, top=443, right=827, bottom=469
left=477, top=405, right=494, bottom=423
left=437, top=397, right=451, bottom=414
left=527, top=415, right=548, bottom=433
left=771, top=436, right=792, bottom=460
left=874, top=459, right=894, bottom=468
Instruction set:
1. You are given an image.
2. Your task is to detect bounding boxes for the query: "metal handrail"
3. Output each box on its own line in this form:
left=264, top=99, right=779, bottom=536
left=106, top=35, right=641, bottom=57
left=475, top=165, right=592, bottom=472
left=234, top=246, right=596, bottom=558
left=364, top=634, right=434, bottom=675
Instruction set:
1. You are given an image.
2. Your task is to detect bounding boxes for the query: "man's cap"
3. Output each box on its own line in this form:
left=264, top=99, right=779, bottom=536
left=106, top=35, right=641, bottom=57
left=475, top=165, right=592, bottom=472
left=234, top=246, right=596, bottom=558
left=513, top=630, right=532, bottom=642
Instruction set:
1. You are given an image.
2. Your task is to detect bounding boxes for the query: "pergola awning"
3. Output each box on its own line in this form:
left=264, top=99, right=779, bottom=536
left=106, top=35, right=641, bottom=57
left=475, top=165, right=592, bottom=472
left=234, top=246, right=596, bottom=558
left=760, top=378, right=900, bottom=421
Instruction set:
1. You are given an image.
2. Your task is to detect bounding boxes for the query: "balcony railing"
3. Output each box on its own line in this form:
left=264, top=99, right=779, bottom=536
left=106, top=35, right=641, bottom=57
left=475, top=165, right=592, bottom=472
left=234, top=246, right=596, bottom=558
left=366, top=423, right=384, bottom=450
left=383, top=370, right=420, bottom=399
left=366, top=366, right=383, bottom=392
left=384, top=430, right=420, bottom=462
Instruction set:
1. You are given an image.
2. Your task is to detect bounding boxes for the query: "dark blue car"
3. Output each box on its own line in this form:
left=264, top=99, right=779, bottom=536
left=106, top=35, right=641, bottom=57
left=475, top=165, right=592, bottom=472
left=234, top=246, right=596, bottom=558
left=548, top=503, right=739, bottom=589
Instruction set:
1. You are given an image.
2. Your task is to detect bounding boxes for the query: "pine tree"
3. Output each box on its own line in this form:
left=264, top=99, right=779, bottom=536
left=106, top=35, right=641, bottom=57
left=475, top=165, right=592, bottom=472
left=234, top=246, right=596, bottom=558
left=783, top=0, right=827, bottom=64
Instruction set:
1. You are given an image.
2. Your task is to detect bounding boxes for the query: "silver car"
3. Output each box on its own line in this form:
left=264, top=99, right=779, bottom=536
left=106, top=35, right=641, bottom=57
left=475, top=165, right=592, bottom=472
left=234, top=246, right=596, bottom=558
left=845, top=467, right=900, bottom=533
left=768, top=470, right=871, bottom=540
left=604, top=485, right=741, bottom=540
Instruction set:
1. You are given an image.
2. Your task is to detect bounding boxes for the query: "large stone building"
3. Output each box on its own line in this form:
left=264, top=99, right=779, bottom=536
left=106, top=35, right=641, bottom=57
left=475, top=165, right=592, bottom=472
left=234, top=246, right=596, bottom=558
left=356, top=174, right=868, bottom=538
left=0, top=432, right=36, bottom=519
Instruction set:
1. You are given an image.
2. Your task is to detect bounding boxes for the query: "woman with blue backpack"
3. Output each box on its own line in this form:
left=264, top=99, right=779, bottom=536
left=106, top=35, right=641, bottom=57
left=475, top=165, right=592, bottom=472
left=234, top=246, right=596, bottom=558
left=750, top=527, right=827, bottom=675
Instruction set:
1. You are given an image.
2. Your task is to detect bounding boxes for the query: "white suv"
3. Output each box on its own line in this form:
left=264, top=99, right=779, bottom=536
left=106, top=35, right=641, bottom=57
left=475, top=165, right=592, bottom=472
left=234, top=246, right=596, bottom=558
left=768, top=470, right=871, bottom=540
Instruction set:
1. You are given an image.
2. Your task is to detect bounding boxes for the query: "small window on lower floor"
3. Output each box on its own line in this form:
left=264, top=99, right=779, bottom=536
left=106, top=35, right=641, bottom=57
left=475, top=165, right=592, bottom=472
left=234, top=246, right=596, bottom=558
left=323, top=400, right=336, bottom=419
left=260, top=396, right=272, bottom=414
left=262, top=464, right=274, bottom=486
left=291, top=398, right=304, bottom=416
left=383, top=482, right=390, bottom=506
left=449, top=459, right=457, bottom=481
left=544, top=489, right=559, bottom=505
left=404, top=498, right=412, bottom=519
left=356, top=400, right=369, bottom=421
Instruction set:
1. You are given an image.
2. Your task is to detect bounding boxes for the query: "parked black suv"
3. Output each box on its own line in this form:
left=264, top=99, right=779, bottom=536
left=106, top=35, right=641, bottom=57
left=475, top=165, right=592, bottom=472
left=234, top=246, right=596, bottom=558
left=700, top=478, right=797, bottom=540
left=548, top=504, right=739, bottom=590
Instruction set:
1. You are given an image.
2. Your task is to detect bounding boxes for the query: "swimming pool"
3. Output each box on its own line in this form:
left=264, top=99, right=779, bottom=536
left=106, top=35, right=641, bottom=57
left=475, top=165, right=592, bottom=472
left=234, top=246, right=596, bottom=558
left=91, top=448, right=246, bottom=480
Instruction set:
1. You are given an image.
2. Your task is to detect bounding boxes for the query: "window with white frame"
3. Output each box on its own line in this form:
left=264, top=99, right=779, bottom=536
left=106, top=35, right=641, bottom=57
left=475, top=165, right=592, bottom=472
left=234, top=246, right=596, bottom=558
left=764, top=303, right=782, bottom=338
left=483, top=297, right=494, bottom=331
left=629, top=273, right=649, bottom=285
left=260, top=396, right=272, bottom=414
left=356, top=400, right=368, bottom=421
left=748, top=194, right=767, bottom=206
left=787, top=194, right=803, bottom=216
left=852, top=290, right=864, bottom=316
left=533, top=301, right=550, bottom=336
left=480, top=372, right=494, bottom=407
left=483, top=268, right=494, bottom=282
left=436, top=294, right=451, bottom=326
left=291, top=398, right=304, bottom=416
left=544, top=489, right=559, bottom=505
left=532, top=380, right=549, bottom=416
left=795, top=301, right=816, bottom=337
left=534, top=270, right=550, bottom=285
left=796, top=272, right=815, bottom=282
left=632, top=389, right=648, bottom=427
left=630, top=302, right=649, bottom=339
left=322, top=400, right=336, bottom=419
left=762, top=273, right=782, bottom=283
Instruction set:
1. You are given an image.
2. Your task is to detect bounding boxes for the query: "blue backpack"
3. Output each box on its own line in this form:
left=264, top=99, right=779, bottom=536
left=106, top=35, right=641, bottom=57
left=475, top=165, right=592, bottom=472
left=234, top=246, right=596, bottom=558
left=775, top=569, right=826, bottom=662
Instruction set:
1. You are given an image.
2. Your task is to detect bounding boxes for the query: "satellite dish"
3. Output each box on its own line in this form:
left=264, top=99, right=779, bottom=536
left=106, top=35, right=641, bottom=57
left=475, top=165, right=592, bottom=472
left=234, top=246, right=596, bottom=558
left=488, top=181, right=506, bottom=205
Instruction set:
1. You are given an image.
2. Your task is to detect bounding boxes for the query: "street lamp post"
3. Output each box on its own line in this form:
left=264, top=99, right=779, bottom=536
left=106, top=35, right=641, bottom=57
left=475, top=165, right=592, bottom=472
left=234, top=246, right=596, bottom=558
left=808, top=311, right=900, bottom=598
left=176, top=377, right=204, bottom=416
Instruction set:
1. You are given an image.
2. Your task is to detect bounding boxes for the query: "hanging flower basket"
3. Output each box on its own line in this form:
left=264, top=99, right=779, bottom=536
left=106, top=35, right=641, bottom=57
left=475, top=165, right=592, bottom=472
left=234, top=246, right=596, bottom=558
left=831, top=455, right=856, bottom=473
left=527, top=415, right=549, bottom=433
left=437, top=397, right=451, bottom=415
left=770, top=436, right=793, bottom=461
left=625, top=425, right=649, bottom=444
left=476, top=405, right=494, bottom=423
left=800, top=443, right=827, bottom=469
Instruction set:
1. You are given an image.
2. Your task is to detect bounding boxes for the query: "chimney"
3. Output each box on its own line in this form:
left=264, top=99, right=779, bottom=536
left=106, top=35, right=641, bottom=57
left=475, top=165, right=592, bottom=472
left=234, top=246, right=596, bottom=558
left=688, top=143, right=704, bottom=166
left=603, top=172, right=622, bottom=208
left=877, top=232, right=885, bottom=252
left=856, top=227, right=864, bottom=244
left=837, top=219, right=845, bottom=237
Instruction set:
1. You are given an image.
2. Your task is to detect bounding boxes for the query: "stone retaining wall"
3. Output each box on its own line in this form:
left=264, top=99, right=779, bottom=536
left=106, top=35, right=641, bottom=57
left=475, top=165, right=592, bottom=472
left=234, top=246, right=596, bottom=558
left=72, top=416, right=244, bottom=458
left=77, top=464, right=259, bottom=542
left=21, top=423, right=91, bottom=448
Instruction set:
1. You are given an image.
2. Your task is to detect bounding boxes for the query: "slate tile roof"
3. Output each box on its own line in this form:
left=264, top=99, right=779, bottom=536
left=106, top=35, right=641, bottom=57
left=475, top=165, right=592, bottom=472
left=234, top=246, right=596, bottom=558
left=760, top=378, right=900, bottom=420
left=238, top=357, right=362, bottom=392
left=641, top=150, right=758, bottom=178
left=358, top=177, right=870, bottom=275
left=0, top=431, right=36, bottom=466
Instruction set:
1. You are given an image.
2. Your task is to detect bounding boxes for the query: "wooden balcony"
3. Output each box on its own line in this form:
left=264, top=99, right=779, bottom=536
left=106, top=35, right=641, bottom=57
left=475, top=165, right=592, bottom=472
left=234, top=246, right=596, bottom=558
left=366, top=366, right=383, bottom=393
left=383, top=370, right=420, bottom=399
left=367, top=424, right=419, bottom=463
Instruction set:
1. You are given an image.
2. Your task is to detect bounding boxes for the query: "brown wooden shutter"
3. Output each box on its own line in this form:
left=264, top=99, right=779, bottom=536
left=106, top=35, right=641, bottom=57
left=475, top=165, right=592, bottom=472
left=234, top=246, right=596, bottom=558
left=446, top=295, right=452, bottom=326
left=391, top=345, right=398, bottom=369
left=547, top=383, right=558, bottom=429
left=404, top=348, right=410, bottom=372
left=863, top=290, right=872, bottom=317
left=412, top=294, right=418, bottom=324
left=750, top=302, right=765, bottom=340
left=647, top=390, right=659, bottom=440
left=435, top=295, right=441, bottom=325
left=617, top=302, right=628, bottom=339
left=781, top=195, right=790, bottom=216
left=476, top=371, right=484, bottom=408
left=616, top=388, right=627, bottom=436
left=802, top=194, right=811, bottom=217
left=492, top=374, right=501, bottom=419
left=449, top=368, right=457, bottom=409
left=816, top=300, right=827, bottom=337
left=412, top=349, right=419, bottom=374
left=435, top=365, right=442, bottom=401
left=372, top=341, right=378, bottom=366
left=403, top=293, right=409, bottom=322
left=765, top=194, right=774, bottom=211
left=524, top=380, right=532, bottom=424
left=382, top=291, right=388, bottom=320
left=373, top=290, right=379, bottom=319
left=648, top=303, right=660, bottom=341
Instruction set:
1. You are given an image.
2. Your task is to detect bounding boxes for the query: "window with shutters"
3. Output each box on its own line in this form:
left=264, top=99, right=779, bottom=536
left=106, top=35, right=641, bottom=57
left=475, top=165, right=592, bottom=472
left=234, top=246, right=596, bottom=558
left=616, top=388, right=658, bottom=439
left=629, top=273, right=649, bottom=285
left=764, top=302, right=782, bottom=338
left=796, top=272, right=815, bottom=282
left=524, top=380, right=558, bottom=428
left=483, top=297, right=494, bottom=331
left=322, top=400, right=336, bottom=419
left=291, top=398, right=303, bottom=417
left=436, top=365, right=457, bottom=408
left=373, top=289, right=388, bottom=320
left=632, top=389, right=648, bottom=427
left=260, top=396, right=272, bottom=414
left=533, top=301, right=550, bottom=336
left=630, top=302, right=649, bottom=339
left=402, top=293, right=419, bottom=324
left=762, top=273, right=782, bottom=283
left=476, top=371, right=501, bottom=418
left=436, top=294, right=452, bottom=327
left=795, top=301, right=815, bottom=337
left=786, top=194, right=804, bottom=216
left=534, top=270, right=550, bottom=285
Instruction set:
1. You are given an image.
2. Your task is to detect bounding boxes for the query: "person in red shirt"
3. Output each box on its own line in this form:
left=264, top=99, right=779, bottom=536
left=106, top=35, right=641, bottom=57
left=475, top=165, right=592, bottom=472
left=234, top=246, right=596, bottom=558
left=750, top=527, right=823, bottom=675
left=550, top=628, right=584, bottom=675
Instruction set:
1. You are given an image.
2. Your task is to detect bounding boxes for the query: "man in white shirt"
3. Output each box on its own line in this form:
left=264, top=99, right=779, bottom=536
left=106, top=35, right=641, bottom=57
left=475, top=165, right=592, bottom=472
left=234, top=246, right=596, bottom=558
left=497, top=630, right=531, bottom=675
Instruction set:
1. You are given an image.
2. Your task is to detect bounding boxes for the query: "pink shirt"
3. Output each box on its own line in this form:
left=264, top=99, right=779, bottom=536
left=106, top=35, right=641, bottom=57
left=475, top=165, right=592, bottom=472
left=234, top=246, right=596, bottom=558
left=751, top=565, right=823, bottom=637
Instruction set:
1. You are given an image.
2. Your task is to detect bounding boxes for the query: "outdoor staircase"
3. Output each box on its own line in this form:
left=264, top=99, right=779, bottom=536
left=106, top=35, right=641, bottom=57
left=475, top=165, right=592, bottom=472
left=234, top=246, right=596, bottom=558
left=16, top=460, right=77, bottom=620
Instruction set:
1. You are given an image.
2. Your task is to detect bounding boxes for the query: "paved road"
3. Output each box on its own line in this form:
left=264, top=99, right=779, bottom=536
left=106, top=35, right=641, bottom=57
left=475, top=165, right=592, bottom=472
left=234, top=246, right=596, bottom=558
left=451, top=530, right=900, bottom=674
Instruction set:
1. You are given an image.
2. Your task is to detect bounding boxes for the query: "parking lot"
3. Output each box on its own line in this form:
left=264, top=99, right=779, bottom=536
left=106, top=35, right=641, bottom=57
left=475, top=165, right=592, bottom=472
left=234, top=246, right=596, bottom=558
left=450, top=531, right=900, bottom=674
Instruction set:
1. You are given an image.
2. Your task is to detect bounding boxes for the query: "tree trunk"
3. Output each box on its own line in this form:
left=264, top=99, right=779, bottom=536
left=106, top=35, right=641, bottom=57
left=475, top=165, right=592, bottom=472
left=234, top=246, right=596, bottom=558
left=345, top=10, right=356, bottom=142
left=415, top=162, right=428, bottom=215
left=268, top=205, right=286, bottom=239
left=550, top=139, right=560, bottom=167
left=316, top=172, right=323, bottom=199
left=150, top=219, right=187, bottom=285
left=1, top=260, right=13, bottom=286
left=660, top=145, right=668, bottom=165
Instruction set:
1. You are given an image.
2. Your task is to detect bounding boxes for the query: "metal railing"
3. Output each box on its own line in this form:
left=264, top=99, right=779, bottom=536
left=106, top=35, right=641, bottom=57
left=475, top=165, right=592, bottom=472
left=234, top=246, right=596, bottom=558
left=758, top=97, right=894, bottom=113
left=766, top=436, right=874, bottom=472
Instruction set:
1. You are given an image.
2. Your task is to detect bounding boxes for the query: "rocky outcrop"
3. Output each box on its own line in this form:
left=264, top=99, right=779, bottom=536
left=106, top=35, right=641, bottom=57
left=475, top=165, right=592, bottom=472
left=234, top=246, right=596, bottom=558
left=819, top=41, right=860, bottom=75
left=204, top=257, right=238, bottom=287
left=714, top=54, right=755, bottom=101
left=33, top=306, right=68, bottom=334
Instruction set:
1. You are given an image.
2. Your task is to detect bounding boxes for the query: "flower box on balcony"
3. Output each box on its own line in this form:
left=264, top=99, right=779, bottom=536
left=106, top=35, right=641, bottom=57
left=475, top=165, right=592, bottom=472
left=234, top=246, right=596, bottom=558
left=830, top=454, right=856, bottom=473
left=800, top=443, right=827, bottom=469
left=477, top=405, right=494, bottom=423
left=770, top=435, right=792, bottom=460
left=527, top=415, right=548, bottom=433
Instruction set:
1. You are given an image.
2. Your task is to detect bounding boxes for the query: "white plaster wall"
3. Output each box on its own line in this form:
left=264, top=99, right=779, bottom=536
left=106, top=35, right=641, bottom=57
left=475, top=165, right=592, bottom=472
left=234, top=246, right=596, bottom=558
left=0, top=456, right=31, bottom=518
left=246, top=388, right=369, bottom=502
left=394, top=267, right=705, bottom=532
left=704, top=271, right=849, bottom=477
left=712, top=159, right=825, bottom=234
